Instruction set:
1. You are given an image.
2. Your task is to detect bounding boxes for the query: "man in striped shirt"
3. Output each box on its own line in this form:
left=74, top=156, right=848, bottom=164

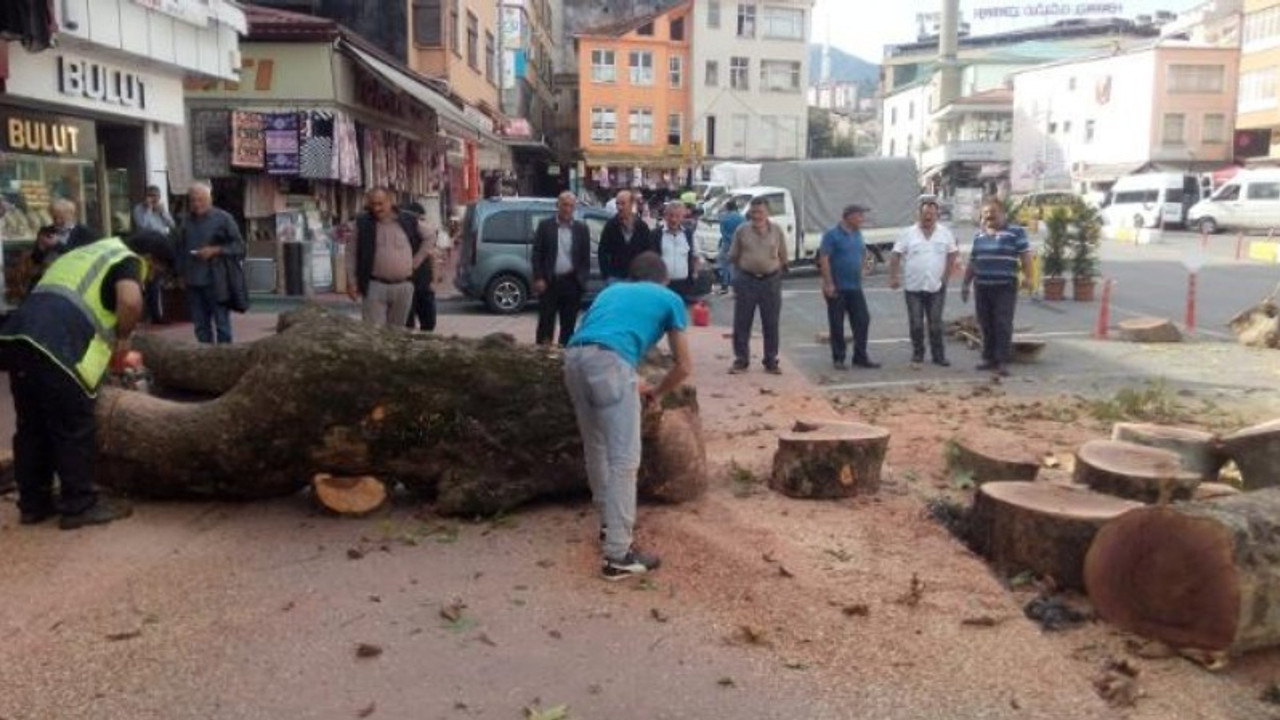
left=960, top=197, right=1033, bottom=376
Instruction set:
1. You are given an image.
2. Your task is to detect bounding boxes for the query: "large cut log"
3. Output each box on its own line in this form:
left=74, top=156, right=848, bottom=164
left=1194, top=482, right=1241, bottom=501
left=312, top=474, right=387, bottom=515
left=1228, top=298, right=1279, bottom=349
left=969, top=482, right=1142, bottom=590
left=1110, top=423, right=1224, bottom=481
left=946, top=431, right=1040, bottom=483
left=769, top=420, right=889, bottom=499
left=1085, top=488, right=1280, bottom=653
left=1074, top=439, right=1200, bottom=503
left=97, top=305, right=705, bottom=515
left=1220, top=419, right=1280, bottom=490
left=1118, top=317, right=1182, bottom=343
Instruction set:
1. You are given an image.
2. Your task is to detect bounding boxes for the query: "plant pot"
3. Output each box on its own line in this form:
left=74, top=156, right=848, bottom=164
left=1073, top=278, right=1096, bottom=302
left=1042, top=277, right=1067, bottom=301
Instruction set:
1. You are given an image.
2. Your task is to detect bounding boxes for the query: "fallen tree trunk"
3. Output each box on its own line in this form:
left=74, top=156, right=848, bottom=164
left=1085, top=488, right=1280, bottom=654
left=97, top=305, right=705, bottom=515
left=1220, top=419, right=1280, bottom=490
left=1110, top=423, right=1224, bottom=481
left=769, top=420, right=889, bottom=499
left=1118, top=317, right=1182, bottom=344
left=1074, top=440, right=1200, bottom=503
left=969, top=482, right=1142, bottom=590
left=946, top=432, right=1040, bottom=483
left=1228, top=298, right=1279, bottom=349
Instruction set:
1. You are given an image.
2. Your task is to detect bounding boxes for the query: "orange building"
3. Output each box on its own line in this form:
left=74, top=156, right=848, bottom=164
left=576, top=2, right=693, bottom=191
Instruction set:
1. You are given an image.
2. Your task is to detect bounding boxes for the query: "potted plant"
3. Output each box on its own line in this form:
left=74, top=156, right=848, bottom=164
left=1040, top=207, right=1070, bottom=301
left=1068, top=198, right=1102, bottom=301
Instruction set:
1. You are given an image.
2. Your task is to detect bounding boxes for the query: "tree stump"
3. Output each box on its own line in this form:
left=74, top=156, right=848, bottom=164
left=1110, top=423, right=1224, bottom=481
left=969, top=482, right=1142, bottom=590
left=97, top=305, right=706, bottom=516
left=1220, top=419, right=1280, bottom=490
left=1118, top=317, right=1182, bottom=343
left=312, top=474, right=388, bottom=515
left=1074, top=440, right=1200, bottom=503
left=769, top=420, right=889, bottom=499
left=946, top=432, right=1040, bottom=483
left=1228, top=298, right=1279, bottom=349
left=638, top=406, right=707, bottom=503
left=1085, top=488, right=1280, bottom=653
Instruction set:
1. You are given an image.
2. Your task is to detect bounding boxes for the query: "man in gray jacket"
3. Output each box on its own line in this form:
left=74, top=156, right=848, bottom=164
left=177, top=182, right=244, bottom=344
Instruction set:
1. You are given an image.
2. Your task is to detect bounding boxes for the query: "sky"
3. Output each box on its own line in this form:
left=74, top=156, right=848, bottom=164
left=813, top=0, right=1210, bottom=62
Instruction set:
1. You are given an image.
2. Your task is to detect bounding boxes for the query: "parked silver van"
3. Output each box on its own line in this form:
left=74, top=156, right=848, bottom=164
left=1188, top=169, right=1280, bottom=234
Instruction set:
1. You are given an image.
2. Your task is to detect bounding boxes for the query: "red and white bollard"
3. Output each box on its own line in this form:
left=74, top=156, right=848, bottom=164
left=1094, top=278, right=1113, bottom=339
left=1237, top=230, right=1246, bottom=261
left=1185, top=272, right=1198, bottom=335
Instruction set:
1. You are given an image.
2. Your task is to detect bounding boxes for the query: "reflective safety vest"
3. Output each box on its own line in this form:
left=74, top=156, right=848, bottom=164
left=0, top=238, right=146, bottom=394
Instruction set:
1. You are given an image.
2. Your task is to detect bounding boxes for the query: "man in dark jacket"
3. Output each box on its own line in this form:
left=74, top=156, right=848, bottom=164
left=345, top=188, right=431, bottom=327
left=404, top=201, right=437, bottom=332
left=597, top=189, right=653, bottom=285
left=532, top=191, right=591, bottom=346
left=177, top=182, right=244, bottom=343
left=30, top=198, right=99, bottom=289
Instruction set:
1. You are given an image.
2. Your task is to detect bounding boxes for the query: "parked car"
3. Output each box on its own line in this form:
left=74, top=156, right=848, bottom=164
left=454, top=197, right=713, bottom=314
left=1101, top=172, right=1202, bottom=229
left=1011, top=191, right=1078, bottom=226
left=1188, top=168, right=1280, bottom=234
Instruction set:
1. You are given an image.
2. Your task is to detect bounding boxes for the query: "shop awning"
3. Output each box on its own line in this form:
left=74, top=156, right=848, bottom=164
left=978, top=163, right=1009, bottom=179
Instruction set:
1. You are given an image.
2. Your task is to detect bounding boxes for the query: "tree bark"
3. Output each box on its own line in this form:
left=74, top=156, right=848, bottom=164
left=1074, top=439, right=1200, bottom=503
left=312, top=474, right=387, bottom=515
left=1228, top=298, right=1279, bottom=349
left=946, top=432, right=1041, bottom=483
left=1084, top=488, right=1280, bottom=654
left=969, top=481, right=1142, bottom=590
left=96, top=305, right=706, bottom=516
left=1220, top=419, right=1280, bottom=490
left=769, top=420, right=889, bottom=499
left=1110, top=423, right=1224, bottom=481
left=1118, top=317, right=1182, bottom=343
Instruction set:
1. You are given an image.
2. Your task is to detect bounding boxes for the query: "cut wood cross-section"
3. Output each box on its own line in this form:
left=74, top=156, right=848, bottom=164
left=769, top=420, right=890, bottom=499
left=1220, top=419, right=1280, bottom=490
left=1085, top=488, right=1280, bottom=654
left=1109, top=423, right=1224, bottom=481
left=946, top=431, right=1041, bottom=484
left=312, top=474, right=388, bottom=515
left=1074, top=439, right=1200, bottom=503
left=1118, top=317, right=1182, bottom=343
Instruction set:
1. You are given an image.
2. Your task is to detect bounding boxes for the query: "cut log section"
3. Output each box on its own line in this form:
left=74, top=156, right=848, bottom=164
left=1085, top=488, right=1280, bottom=653
left=1220, top=419, right=1280, bottom=490
left=1118, top=317, right=1182, bottom=343
left=946, top=432, right=1041, bottom=483
left=1074, top=440, right=1200, bottom=503
left=638, top=407, right=707, bottom=504
left=1228, top=298, right=1279, bottom=349
left=969, top=482, right=1143, bottom=590
left=312, top=474, right=388, bottom=515
left=1110, top=423, right=1224, bottom=481
left=1194, top=482, right=1241, bottom=501
left=770, top=420, right=890, bottom=499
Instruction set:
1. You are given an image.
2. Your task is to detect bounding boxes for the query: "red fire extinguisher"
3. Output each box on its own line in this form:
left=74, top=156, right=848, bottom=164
left=691, top=300, right=710, bottom=327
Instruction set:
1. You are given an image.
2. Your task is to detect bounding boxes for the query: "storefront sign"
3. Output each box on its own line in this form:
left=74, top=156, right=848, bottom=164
left=972, top=2, right=1123, bottom=21
left=58, top=56, right=148, bottom=111
left=0, top=109, right=97, bottom=160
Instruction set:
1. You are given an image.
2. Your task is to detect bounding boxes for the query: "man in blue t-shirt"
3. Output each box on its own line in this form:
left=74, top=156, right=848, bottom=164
left=717, top=200, right=746, bottom=292
left=819, top=204, right=880, bottom=369
left=564, top=252, right=692, bottom=581
left=961, top=196, right=1033, bottom=376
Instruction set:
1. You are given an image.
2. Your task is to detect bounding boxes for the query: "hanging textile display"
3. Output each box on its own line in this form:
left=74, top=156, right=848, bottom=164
left=264, top=112, right=300, bottom=175
left=300, top=110, right=336, bottom=180
left=231, top=111, right=266, bottom=170
left=191, top=109, right=232, bottom=179
left=243, top=176, right=284, bottom=219
left=335, top=112, right=361, bottom=186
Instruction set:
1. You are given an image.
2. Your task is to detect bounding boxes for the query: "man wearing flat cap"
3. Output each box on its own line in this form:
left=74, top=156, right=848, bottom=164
left=819, top=204, right=880, bottom=370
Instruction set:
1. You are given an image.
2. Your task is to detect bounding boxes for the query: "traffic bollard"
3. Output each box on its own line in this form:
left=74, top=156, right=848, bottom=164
left=1094, top=278, right=1113, bottom=339
left=1185, top=272, right=1198, bottom=334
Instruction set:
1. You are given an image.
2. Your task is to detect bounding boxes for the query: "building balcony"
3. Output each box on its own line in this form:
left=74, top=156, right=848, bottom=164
left=920, top=140, right=1011, bottom=168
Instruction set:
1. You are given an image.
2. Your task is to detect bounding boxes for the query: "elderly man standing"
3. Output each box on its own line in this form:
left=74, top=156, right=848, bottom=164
left=598, top=189, right=652, bottom=285
left=178, top=183, right=244, bottom=344
left=32, top=198, right=99, bottom=272
left=820, top=204, right=880, bottom=370
left=727, top=197, right=788, bottom=374
left=346, top=188, right=432, bottom=328
left=962, top=197, right=1033, bottom=376
left=532, top=191, right=591, bottom=346
left=653, top=201, right=699, bottom=300
left=890, top=198, right=958, bottom=366
left=132, top=185, right=176, bottom=323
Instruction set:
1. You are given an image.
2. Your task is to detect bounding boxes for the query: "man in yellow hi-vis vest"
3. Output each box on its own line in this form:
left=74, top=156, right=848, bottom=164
left=0, top=231, right=174, bottom=530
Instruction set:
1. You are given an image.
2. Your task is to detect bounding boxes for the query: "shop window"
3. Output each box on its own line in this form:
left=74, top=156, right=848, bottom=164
left=413, top=0, right=442, bottom=46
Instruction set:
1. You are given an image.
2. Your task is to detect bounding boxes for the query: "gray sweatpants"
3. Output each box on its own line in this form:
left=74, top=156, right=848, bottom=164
left=362, top=279, right=415, bottom=327
left=563, top=345, right=641, bottom=560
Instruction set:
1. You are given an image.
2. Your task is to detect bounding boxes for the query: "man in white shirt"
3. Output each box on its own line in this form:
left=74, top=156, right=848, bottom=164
left=652, top=201, right=698, bottom=300
left=890, top=198, right=959, bottom=366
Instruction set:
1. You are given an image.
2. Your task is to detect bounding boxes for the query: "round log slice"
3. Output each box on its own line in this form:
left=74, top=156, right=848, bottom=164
left=1085, top=488, right=1280, bottom=653
left=312, top=473, right=387, bottom=515
left=947, top=432, right=1040, bottom=483
left=1074, top=440, right=1200, bottom=503
left=970, top=481, right=1143, bottom=590
left=1118, top=317, right=1182, bottom=343
left=1110, top=423, right=1224, bottom=481
left=1220, top=419, right=1280, bottom=490
left=1194, top=482, right=1242, bottom=501
left=769, top=420, right=890, bottom=499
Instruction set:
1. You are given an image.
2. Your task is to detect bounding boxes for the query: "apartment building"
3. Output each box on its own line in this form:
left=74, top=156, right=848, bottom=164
left=576, top=2, right=693, bottom=188
left=690, top=0, right=814, bottom=161
left=1237, top=0, right=1280, bottom=160
left=499, top=0, right=557, bottom=193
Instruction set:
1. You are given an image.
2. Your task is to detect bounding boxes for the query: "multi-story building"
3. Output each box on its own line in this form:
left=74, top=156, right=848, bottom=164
left=499, top=0, right=558, bottom=193
left=1237, top=0, right=1280, bottom=160
left=1010, top=40, right=1240, bottom=194
left=808, top=81, right=859, bottom=113
left=576, top=2, right=693, bottom=191
left=690, top=0, right=814, bottom=162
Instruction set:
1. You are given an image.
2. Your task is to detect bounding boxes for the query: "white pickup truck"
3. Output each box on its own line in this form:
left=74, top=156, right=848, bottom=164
left=694, top=157, right=920, bottom=271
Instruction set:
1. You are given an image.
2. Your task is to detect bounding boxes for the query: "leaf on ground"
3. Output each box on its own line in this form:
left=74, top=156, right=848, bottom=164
left=731, top=624, right=772, bottom=647
left=1007, top=570, right=1036, bottom=589
left=476, top=632, right=498, bottom=647
left=778, top=565, right=795, bottom=579
left=354, top=642, right=382, bottom=659
left=356, top=701, right=376, bottom=718
left=634, top=578, right=659, bottom=592
left=823, top=548, right=852, bottom=563
left=440, top=600, right=467, bottom=623
left=842, top=603, right=870, bottom=618
left=346, top=548, right=365, bottom=560
left=783, top=659, right=810, bottom=671
left=650, top=607, right=670, bottom=623
left=717, top=677, right=737, bottom=688
left=105, top=629, right=142, bottom=642
left=961, top=615, right=1003, bottom=627
left=523, top=704, right=569, bottom=720
left=895, top=574, right=925, bottom=607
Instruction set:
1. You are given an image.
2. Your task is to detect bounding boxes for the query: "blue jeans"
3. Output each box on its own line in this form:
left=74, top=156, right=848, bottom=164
left=187, top=285, right=232, bottom=344
left=564, top=345, right=641, bottom=561
left=717, top=239, right=733, bottom=287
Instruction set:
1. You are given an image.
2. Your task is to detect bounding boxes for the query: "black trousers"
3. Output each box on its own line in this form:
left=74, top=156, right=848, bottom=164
left=406, top=285, right=437, bottom=331
left=974, top=281, right=1018, bottom=365
left=536, top=274, right=583, bottom=346
left=904, top=289, right=947, bottom=361
left=7, top=344, right=97, bottom=516
left=732, top=272, right=782, bottom=367
left=826, top=289, right=871, bottom=364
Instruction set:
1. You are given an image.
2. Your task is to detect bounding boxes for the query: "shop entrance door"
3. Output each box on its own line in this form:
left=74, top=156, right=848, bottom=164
left=97, top=122, right=146, bottom=237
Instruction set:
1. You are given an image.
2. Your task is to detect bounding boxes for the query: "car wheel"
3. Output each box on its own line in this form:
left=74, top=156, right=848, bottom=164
left=1198, top=217, right=1219, bottom=235
left=1133, top=214, right=1145, bottom=229
left=485, top=273, right=528, bottom=314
